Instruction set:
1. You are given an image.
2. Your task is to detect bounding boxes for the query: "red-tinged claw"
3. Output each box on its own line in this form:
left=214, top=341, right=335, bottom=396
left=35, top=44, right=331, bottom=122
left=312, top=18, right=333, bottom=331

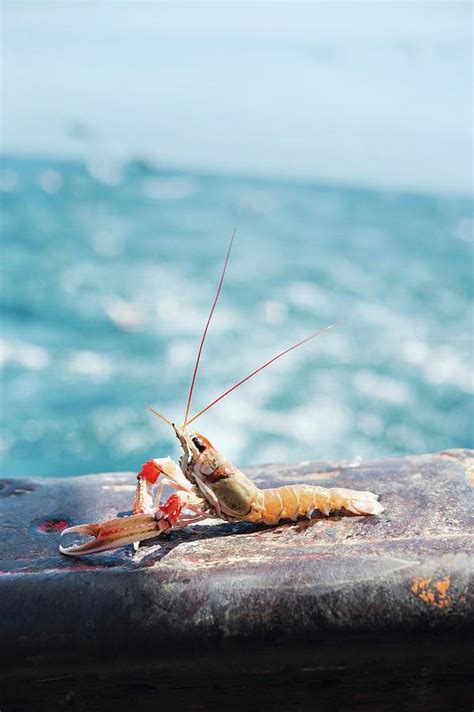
left=60, top=513, right=160, bottom=556
left=60, top=494, right=186, bottom=556
left=137, top=459, right=163, bottom=485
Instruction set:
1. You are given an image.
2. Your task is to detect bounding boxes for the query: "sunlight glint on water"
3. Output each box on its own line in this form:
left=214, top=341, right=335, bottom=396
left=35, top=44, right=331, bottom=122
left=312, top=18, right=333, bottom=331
left=1, top=155, right=472, bottom=476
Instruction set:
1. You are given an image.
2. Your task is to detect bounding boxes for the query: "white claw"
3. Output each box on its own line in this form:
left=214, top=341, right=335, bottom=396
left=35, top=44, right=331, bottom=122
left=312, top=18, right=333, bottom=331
left=59, top=512, right=162, bottom=556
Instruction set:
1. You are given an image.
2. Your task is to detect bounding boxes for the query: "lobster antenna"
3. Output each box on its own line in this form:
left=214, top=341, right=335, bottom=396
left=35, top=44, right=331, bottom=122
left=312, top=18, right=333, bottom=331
left=186, top=323, right=335, bottom=426
left=183, top=229, right=236, bottom=427
left=147, top=405, right=173, bottom=428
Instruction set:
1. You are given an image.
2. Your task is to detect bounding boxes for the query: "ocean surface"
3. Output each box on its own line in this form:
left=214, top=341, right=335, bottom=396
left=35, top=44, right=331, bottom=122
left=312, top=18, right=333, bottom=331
left=1, top=154, right=472, bottom=477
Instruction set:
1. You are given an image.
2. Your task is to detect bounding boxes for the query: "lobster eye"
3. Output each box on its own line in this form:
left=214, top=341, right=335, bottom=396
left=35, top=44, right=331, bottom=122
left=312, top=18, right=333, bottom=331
left=192, top=436, right=207, bottom=453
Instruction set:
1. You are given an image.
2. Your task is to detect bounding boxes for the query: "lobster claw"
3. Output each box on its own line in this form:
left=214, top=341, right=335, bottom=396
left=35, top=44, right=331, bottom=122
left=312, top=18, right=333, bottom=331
left=59, top=494, right=184, bottom=556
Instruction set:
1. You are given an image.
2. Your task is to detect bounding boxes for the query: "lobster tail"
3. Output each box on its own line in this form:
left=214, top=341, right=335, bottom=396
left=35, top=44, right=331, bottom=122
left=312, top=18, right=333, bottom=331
left=326, top=487, right=384, bottom=516
left=246, top=484, right=384, bottom=525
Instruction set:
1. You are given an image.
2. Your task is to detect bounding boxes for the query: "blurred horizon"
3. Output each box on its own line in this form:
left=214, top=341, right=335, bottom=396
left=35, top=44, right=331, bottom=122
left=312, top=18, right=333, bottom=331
left=2, top=1, right=473, bottom=196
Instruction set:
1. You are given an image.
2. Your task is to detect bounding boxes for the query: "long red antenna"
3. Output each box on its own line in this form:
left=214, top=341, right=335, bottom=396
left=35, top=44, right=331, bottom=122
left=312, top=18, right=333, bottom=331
left=183, top=229, right=236, bottom=426
left=186, top=323, right=335, bottom=426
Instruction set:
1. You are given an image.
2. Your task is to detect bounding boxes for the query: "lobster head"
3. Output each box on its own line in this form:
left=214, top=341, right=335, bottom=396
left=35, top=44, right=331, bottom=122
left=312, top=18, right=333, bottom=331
left=173, top=425, right=258, bottom=519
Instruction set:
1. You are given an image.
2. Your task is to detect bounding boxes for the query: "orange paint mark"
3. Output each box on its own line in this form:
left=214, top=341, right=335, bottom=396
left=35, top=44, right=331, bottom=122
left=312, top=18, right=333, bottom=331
left=435, top=577, right=450, bottom=597
left=411, top=575, right=451, bottom=609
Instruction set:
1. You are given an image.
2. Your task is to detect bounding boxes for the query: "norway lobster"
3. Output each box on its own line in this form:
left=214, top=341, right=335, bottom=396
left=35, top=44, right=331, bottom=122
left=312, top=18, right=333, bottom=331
left=60, top=232, right=383, bottom=556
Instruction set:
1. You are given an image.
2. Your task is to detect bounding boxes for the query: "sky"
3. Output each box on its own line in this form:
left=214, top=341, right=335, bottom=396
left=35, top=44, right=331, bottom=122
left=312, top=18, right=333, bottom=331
left=1, top=1, right=473, bottom=195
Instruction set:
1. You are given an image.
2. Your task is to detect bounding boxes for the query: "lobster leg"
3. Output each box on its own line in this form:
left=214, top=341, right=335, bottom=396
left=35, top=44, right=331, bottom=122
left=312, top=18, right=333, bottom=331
left=133, top=457, right=193, bottom=514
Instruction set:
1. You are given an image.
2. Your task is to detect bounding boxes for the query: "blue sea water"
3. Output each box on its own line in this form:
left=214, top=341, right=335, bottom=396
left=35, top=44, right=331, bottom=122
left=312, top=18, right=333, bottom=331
left=0, top=154, right=472, bottom=477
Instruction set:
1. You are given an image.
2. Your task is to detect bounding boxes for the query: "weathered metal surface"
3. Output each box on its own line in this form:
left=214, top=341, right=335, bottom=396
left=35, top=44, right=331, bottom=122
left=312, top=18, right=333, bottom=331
left=0, top=449, right=472, bottom=710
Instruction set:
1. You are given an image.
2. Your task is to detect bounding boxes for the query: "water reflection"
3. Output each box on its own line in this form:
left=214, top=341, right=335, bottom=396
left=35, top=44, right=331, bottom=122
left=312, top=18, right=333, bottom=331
left=1, top=155, right=472, bottom=476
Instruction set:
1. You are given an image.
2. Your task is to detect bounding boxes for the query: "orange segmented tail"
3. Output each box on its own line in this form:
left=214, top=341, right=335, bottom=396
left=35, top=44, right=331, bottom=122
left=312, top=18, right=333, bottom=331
left=248, top=484, right=383, bottom=525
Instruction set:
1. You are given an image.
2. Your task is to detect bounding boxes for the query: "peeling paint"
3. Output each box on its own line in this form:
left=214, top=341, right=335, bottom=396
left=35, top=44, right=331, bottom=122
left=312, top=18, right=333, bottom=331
left=411, top=576, right=452, bottom=609
left=37, top=519, right=69, bottom=533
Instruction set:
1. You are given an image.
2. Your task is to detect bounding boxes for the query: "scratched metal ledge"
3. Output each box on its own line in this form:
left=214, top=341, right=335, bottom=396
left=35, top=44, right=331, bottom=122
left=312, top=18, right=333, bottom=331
left=1, top=449, right=473, bottom=711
